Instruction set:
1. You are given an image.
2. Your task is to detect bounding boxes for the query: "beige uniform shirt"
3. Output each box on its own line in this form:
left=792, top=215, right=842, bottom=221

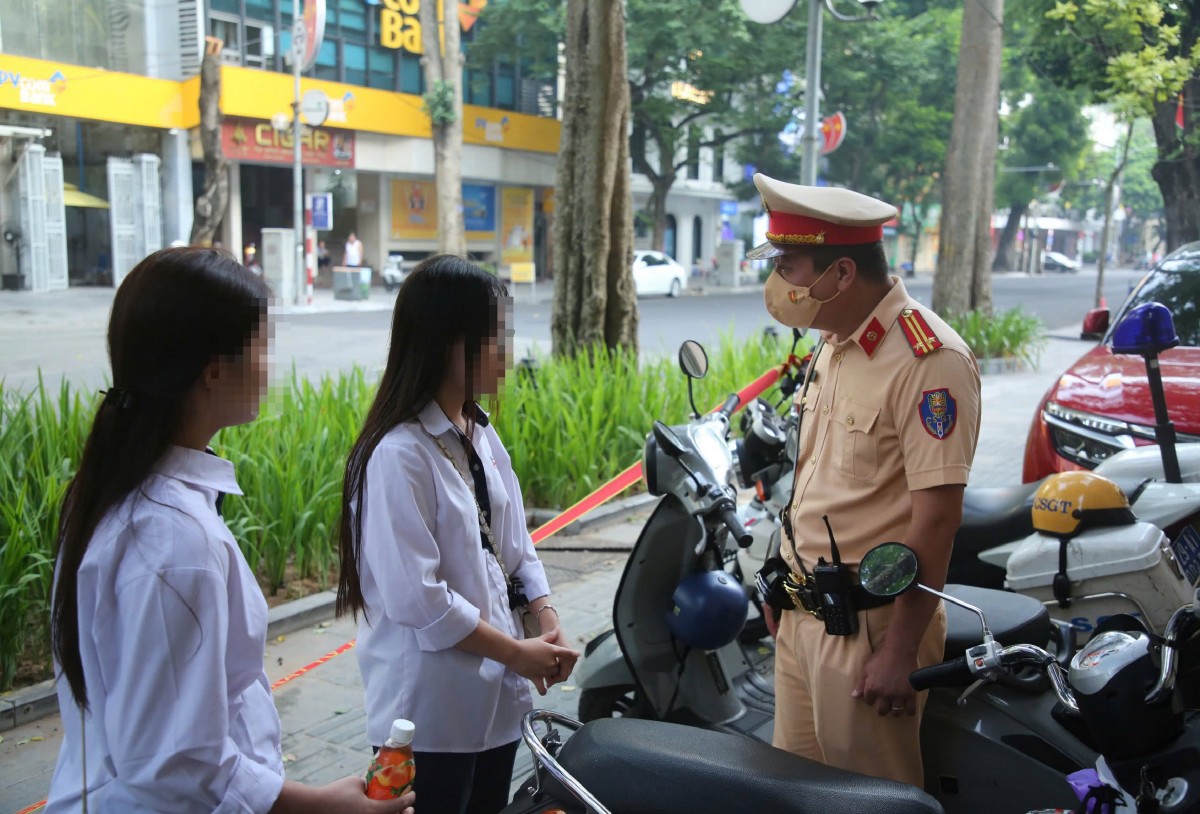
left=784, top=277, right=981, bottom=574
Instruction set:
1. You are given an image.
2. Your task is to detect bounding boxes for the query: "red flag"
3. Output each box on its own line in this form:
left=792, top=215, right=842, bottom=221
left=1177, top=93, right=1185, bottom=132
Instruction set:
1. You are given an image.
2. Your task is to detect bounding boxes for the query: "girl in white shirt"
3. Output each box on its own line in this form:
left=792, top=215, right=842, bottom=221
left=48, top=247, right=415, bottom=814
left=337, top=254, right=579, bottom=814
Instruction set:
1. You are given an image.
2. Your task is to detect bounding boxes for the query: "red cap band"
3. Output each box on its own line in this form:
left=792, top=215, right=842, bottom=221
left=765, top=211, right=884, bottom=246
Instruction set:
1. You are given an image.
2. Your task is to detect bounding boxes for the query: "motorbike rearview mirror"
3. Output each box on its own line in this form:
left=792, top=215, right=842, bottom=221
left=1111, top=302, right=1183, bottom=483
left=860, top=542, right=996, bottom=642
left=653, top=421, right=688, bottom=458
left=679, top=341, right=708, bottom=418
left=859, top=542, right=919, bottom=597
left=679, top=340, right=709, bottom=379
left=1080, top=308, right=1110, bottom=341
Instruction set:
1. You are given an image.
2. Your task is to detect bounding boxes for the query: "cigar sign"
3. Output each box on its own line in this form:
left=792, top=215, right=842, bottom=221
left=222, top=118, right=354, bottom=168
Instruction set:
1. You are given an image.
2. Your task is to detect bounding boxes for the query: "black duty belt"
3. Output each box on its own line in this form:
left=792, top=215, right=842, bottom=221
left=782, top=570, right=895, bottom=620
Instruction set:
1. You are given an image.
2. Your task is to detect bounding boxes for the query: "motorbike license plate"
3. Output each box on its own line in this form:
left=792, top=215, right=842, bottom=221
left=1170, top=525, right=1200, bottom=587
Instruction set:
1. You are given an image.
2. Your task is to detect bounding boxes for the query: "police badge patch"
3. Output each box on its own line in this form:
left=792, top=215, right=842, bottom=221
left=919, top=388, right=957, bottom=440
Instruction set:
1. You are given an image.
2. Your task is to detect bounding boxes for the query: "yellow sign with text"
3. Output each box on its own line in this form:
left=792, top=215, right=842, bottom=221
left=220, top=65, right=558, bottom=153
left=379, top=0, right=488, bottom=53
left=0, top=54, right=196, bottom=129
left=500, top=187, right=534, bottom=265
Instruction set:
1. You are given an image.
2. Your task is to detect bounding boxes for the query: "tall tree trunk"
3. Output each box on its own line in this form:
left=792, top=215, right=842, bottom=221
left=992, top=201, right=1027, bottom=271
left=419, top=0, right=466, bottom=256
left=649, top=179, right=670, bottom=254
left=933, top=0, right=1003, bottom=316
left=1096, top=121, right=1135, bottom=307
left=190, top=37, right=228, bottom=246
left=552, top=0, right=637, bottom=356
left=1150, top=77, right=1200, bottom=251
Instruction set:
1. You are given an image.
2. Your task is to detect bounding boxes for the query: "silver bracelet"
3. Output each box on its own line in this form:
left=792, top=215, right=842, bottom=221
left=535, top=604, right=559, bottom=624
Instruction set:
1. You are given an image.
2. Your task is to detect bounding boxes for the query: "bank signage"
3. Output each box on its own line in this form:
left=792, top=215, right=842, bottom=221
left=378, top=0, right=488, bottom=54
left=222, top=117, right=354, bottom=168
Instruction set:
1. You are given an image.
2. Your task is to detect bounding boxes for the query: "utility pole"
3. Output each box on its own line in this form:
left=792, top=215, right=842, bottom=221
left=291, top=0, right=304, bottom=305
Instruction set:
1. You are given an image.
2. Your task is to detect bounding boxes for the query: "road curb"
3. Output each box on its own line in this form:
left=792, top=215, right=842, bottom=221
left=1, top=590, right=343, bottom=733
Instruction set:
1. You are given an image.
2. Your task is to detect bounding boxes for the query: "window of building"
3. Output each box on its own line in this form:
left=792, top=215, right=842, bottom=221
left=338, top=0, right=366, bottom=33
left=344, top=43, right=367, bottom=86
left=692, top=216, right=703, bottom=263
left=368, top=47, right=398, bottom=90
left=496, top=62, right=515, bottom=110
left=465, top=67, right=492, bottom=107
left=209, top=0, right=239, bottom=13
left=665, top=215, right=678, bottom=260
left=244, top=21, right=275, bottom=69
left=686, top=128, right=700, bottom=181
left=314, top=38, right=339, bottom=82
left=209, top=15, right=243, bottom=65
left=245, top=0, right=273, bottom=18
left=401, top=55, right=423, bottom=95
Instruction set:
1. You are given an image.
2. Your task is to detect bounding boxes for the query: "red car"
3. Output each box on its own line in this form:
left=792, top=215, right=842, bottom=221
left=1023, top=242, right=1200, bottom=482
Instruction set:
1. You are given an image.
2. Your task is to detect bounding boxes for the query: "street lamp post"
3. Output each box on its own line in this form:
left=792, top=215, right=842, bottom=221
left=291, top=0, right=304, bottom=306
left=800, top=0, right=879, bottom=186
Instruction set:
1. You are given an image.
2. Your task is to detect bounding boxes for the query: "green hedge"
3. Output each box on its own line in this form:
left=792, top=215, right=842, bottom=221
left=0, top=333, right=787, bottom=689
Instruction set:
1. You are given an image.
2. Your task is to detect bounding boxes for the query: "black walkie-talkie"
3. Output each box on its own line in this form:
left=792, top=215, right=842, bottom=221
left=811, top=515, right=858, bottom=636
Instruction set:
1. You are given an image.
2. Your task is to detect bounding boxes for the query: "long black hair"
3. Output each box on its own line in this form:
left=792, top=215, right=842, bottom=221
left=52, top=247, right=270, bottom=709
left=336, top=254, right=508, bottom=620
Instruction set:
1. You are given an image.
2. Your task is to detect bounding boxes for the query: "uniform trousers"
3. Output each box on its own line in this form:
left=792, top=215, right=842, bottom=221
left=772, top=601, right=947, bottom=788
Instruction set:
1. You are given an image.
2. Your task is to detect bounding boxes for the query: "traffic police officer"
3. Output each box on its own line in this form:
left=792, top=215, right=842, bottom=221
left=751, top=173, right=982, bottom=788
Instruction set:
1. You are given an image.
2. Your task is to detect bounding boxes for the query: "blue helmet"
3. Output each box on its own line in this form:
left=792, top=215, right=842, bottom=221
left=665, top=570, right=749, bottom=651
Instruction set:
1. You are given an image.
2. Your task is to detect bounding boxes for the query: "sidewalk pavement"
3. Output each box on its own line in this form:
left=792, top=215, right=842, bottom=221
left=0, top=324, right=1099, bottom=813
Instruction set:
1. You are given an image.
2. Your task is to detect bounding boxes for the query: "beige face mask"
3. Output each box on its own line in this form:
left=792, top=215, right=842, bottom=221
left=763, top=261, right=840, bottom=329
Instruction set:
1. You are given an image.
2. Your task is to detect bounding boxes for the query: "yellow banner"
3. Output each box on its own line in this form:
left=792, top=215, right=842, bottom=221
left=0, top=55, right=196, bottom=129
left=500, top=187, right=534, bottom=265
left=391, top=179, right=438, bottom=240
left=221, top=66, right=559, bottom=153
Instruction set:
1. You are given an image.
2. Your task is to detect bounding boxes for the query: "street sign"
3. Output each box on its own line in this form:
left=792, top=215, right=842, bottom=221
left=739, top=0, right=796, bottom=24
left=300, top=89, right=330, bottom=127
left=298, top=0, right=326, bottom=73
left=307, top=193, right=333, bottom=231
left=820, top=112, right=847, bottom=155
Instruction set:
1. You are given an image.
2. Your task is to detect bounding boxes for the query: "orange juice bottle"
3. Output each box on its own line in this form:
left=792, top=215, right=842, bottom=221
left=365, top=719, right=416, bottom=800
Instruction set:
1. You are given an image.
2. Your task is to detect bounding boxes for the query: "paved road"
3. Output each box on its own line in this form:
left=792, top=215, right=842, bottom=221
left=0, top=269, right=1142, bottom=394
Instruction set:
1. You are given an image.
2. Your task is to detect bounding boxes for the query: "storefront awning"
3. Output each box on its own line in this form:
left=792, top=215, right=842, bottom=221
left=63, top=184, right=109, bottom=209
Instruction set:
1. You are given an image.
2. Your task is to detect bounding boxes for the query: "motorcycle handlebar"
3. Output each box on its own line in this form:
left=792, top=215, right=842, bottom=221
left=717, top=393, right=741, bottom=419
left=721, top=506, right=753, bottom=548
left=909, top=656, right=974, bottom=691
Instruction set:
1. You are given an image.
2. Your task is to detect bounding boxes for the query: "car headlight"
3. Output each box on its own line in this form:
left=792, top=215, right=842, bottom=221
left=1043, top=402, right=1200, bottom=468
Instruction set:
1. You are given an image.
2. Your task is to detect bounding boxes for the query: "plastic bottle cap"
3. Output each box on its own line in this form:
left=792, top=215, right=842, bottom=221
left=389, top=718, right=415, bottom=746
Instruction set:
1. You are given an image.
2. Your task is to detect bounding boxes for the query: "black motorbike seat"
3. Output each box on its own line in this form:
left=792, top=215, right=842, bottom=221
left=555, top=718, right=943, bottom=814
left=943, top=584, right=1050, bottom=659
left=955, top=482, right=1041, bottom=551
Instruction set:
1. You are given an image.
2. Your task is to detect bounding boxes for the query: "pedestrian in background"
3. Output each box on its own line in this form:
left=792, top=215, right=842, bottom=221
left=345, top=232, right=365, bottom=268
left=337, top=254, right=579, bottom=814
left=47, top=247, right=414, bottom=814
left=752, top=173, right=982, bottom=789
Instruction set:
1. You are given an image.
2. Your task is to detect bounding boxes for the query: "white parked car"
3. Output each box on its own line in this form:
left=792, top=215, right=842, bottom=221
left=1041, top=250, right=1082, bottom=273
left=632, top=250, right=688, bottom=297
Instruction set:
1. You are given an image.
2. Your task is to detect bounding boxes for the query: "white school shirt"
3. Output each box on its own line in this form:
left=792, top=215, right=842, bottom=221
left=355, top=402, right=551, bottom=752
left=46, top=447, right=285, bottom=814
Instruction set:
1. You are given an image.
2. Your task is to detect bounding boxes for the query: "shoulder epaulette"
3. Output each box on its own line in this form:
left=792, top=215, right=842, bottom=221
left=897, top=308, right=943, bottom=357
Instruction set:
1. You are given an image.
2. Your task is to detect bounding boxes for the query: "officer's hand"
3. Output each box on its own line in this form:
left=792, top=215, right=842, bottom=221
left=764, top=603, right=780, bottom=640
left=852, top=648, right=918, bottom=717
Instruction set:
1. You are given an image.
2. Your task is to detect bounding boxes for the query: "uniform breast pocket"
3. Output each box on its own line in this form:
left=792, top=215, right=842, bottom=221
left=833, top=397, right=881, bottom=481
left=797, top=383, right=823, bottom=460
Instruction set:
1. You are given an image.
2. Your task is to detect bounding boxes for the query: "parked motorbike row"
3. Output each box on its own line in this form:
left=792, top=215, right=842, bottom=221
left=498, top=302, right=1200, bottom=814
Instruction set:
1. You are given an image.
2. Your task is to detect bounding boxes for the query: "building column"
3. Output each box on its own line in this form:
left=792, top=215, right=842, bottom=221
left=161, top=129, right=193, bottom=244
